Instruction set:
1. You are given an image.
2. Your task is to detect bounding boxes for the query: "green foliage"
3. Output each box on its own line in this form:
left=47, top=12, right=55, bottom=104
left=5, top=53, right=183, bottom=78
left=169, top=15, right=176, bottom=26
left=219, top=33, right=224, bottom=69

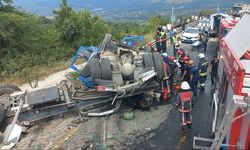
left=199, top=9, right=215, bottom=17
left=146, top=15, right=170, bottom=33
left=0, top=2, right=183, bottom=84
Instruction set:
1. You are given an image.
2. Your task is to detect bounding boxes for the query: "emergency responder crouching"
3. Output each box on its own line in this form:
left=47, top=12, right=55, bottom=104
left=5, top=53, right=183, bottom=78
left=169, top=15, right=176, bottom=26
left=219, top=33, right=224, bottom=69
left=198, top=53, right=208, bottom=91
left=176, top=81, right=193, bottom=130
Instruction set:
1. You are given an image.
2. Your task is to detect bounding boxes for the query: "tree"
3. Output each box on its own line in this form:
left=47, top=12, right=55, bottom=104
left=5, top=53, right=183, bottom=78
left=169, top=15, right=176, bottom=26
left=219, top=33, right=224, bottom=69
left=199, top=9, right=215, bottom=17
left=0, top=0, right=12, bottom=6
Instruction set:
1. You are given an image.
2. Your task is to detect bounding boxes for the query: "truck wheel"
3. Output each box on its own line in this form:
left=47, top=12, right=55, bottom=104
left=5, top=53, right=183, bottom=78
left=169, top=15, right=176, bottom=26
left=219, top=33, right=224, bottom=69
left=100, top=58, right=112, bottom=80
left=100, top=34, right=112, bottom=51
left=143, top=53, right=154, bottom=68
left=89, top=58, right=102, bottom=84
left=0, top=84, right=21, bottom=96
left=0, top=85, right=21, bottom=127
left=80, top=63, right=91, bottom=77
left=0, top=106, right=5, bottom=128
left=152, top=52, right=164, bottom=81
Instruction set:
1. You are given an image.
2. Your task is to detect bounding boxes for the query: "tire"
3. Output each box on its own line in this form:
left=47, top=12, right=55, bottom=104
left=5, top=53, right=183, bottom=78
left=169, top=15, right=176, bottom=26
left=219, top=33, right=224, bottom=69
left=80, top=63, right=91, bottom=77
left=89, top=58, right=102, bottom=84
left=144, top=45, right=152, bottom=53
left=0, top=84, right=21, bottom=127
left=0, top=106, right=5, bottom=128
left=106, top=41, right=118, bottom=52
left=101, top=34, right=112, bottom=51
left=152, top=52, right=165, bottom=81
left=95, top=79, right=114, bottom=86
left=0, top=84, right=22, bottom=96
left=100, top=58, right=112, bottom=80
left=143, top=53, right=154, bottom=68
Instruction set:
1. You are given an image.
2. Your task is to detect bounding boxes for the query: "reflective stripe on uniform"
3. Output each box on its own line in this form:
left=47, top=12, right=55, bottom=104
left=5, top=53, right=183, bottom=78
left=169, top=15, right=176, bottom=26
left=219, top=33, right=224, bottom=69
left=179, top=109, right=191, bottom=112
left=199, top=72, right=207, bottom=76
left=200, top=83, right=205, bottom=87
left=201, top=62, right=208, bottom=66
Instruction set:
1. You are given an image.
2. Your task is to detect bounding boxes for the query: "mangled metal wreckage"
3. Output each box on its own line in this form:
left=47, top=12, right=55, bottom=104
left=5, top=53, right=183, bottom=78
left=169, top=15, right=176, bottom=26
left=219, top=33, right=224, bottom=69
left=0, top=34, right=164, bottom=145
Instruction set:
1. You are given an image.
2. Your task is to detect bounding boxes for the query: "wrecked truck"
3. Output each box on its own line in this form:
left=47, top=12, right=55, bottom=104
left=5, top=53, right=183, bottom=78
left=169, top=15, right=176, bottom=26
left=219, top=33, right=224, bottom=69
left=0, top=34, right=164, bottom=144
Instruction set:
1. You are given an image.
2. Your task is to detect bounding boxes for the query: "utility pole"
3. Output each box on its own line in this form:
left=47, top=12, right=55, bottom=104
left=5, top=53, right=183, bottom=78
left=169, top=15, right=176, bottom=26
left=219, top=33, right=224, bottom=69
left=217, top=0, right=220, bottom=12
left=171, top=5, right=174, bottom=25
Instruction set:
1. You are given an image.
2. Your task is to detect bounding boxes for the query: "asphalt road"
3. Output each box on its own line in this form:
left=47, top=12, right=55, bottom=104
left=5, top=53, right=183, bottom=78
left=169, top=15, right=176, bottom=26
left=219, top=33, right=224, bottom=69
left=128, top=39, right=218, bottom=150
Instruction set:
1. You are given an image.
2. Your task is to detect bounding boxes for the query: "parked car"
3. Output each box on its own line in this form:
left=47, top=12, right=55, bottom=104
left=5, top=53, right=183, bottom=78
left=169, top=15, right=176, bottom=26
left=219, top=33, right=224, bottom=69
left=181, top=27, right=200, bottom=43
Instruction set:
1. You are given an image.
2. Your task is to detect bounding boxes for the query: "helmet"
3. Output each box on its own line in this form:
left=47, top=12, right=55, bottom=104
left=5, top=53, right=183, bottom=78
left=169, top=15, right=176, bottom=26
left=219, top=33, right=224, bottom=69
left=177, top=50, right=183, bottom=55
left=162, top=52, right=168, bottom=58
left=199, top=53, right=205, bottom=58
left=188, top=60, right=194, bottom=65
left=173, top=29, right=177, bottom=33
left=181, top=81, right=190, bottom=90
left=169, top=55, right=174, bottom=61
left=183, top=56, right=189, bottom=60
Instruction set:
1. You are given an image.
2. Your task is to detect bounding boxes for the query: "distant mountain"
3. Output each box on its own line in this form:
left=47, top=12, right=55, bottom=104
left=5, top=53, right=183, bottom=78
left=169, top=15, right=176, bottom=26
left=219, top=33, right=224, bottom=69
left=13, top=0, right=250, bottom=22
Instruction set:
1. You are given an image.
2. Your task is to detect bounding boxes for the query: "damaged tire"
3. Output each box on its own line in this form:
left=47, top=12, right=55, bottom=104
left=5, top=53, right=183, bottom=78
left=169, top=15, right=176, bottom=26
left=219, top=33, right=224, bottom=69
left=89, top=58, right=102, bottom=84
left=101, top=34, right=117, bottom=51
left=152, top=52, right=164, bottom=81
left=143, top=53, right=154, bottom=68
left=100, top=58, right=112, bottom=80
left=80, top=63, right=91, bottom=77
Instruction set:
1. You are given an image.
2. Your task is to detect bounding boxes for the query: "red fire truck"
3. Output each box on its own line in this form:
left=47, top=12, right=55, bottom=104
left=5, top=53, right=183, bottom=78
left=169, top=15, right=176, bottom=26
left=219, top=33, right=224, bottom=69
left=194, top=14, right=250, bottom=150
left=218, top=19, right=238, bottom=50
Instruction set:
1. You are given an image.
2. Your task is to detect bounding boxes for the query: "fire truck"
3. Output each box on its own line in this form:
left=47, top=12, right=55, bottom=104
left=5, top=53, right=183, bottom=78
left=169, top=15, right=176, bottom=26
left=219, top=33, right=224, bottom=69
left=218, top=19, right=238, bottom=50
left=194, top=14, right=250, bottom=150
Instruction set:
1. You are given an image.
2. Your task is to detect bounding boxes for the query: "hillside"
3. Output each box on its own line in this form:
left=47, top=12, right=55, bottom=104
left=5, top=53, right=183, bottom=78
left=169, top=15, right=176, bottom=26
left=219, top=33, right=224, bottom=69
left=13, top=0, right=250, bottom=22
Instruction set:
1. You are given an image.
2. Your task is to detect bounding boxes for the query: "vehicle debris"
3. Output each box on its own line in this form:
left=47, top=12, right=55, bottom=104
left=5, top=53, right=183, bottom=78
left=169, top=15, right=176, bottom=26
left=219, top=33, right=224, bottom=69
left=0, top=33, right=164, bottom=148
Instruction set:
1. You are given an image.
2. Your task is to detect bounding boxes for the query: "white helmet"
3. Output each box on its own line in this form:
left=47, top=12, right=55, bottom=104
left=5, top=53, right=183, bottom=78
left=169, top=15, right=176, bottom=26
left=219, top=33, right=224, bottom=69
left=173, top=29, right=177, bottom=33
left=162, top=52, right=168, bottom=58
left=199, top=53, right=205, bottom=59
left=181, top=81, right=190, bottom=90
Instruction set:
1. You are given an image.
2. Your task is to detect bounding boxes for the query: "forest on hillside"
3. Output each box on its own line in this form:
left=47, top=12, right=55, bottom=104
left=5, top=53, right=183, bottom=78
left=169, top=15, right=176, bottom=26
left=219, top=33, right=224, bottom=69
left=0, top=0, right=211, bottom=84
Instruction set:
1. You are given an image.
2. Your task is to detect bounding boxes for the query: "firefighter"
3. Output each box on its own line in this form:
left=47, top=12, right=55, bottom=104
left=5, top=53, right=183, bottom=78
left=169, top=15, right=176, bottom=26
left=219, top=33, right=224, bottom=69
left=209, top=55, right=219, bottom=87
left=198, top=53, right=208, bottom=91
left=162, top=52, right=169, bottom=65
left=181, top=56, right=190, bottom=81
left=162, top=59, right=171, bottom=101
left=176, top=81, right=193, bottom=130
left=161, top=29, right=167, bottom=53
left=155, top=26, right=162, bottom=52
left=169, top=55, right=178, bottom=95
left=188, top=60, right=199, bottom=101
left=172, top=32, right=177, bottom=59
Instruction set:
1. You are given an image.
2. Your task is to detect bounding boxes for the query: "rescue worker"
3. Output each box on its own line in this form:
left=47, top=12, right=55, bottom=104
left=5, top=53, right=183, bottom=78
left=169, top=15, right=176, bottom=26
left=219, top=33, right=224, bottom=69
left=176, top=81, right=193, bottom=130
left=181, top=56, right=190, bottom=81
left=162, top=60, right=171, bottom=101
left=155, top=26, right=162, bottom=52
left=161, top=29, right=167, bottom=53
left=172, top=31, right=177, bottom=59
left=177, top=49, right=183, bottom=59
left=209, top=55, right=219, bottom=87
left=168, top=55, right=178, bottom=95
left=162, top=52, right=170, bottom=65
left=198, top=53, right=208, bottom=91
left=188, top=60, right=199, bottom=100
